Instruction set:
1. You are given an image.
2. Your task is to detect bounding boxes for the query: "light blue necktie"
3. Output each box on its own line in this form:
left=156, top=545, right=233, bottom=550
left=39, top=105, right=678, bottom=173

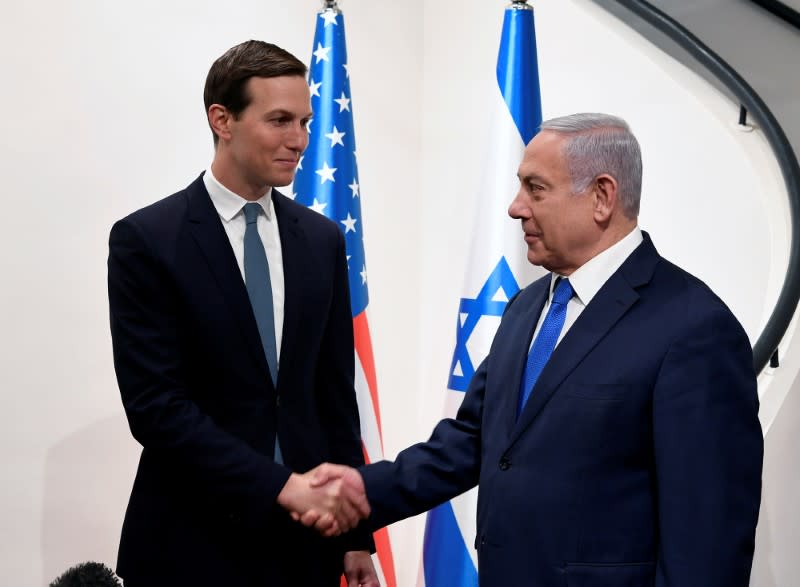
left=242, top=203, right=282, bottom=462
left=517, top=278, right=574, bottom=418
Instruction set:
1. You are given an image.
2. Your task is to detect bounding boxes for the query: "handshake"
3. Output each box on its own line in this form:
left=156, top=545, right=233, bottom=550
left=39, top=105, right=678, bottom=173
left=277, top=463, right=370, bottom=536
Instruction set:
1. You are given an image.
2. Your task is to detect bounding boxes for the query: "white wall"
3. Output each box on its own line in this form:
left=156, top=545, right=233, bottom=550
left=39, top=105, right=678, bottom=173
left=0, top=0, right=795, bottom=585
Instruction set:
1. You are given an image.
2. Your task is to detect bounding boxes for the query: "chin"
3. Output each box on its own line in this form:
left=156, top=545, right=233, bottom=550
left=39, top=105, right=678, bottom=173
left=526, top=250, right=545, bottom=267
left=267, top=175, right=294, bottom=188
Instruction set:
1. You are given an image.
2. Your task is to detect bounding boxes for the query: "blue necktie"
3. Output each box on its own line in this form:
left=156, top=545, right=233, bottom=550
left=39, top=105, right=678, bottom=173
left=517, top=278, right=574, bottom=418
left=243, top=203, right=283, bottom=463
left=243, top=203, right=279, bottom=385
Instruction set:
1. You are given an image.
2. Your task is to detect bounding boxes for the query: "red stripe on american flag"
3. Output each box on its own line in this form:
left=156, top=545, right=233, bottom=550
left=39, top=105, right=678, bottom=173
left=353, top=312, right=384, bottom=446
left=349, top=310, right=397, bottom=587
left=373, top=526, right=397, bottom=587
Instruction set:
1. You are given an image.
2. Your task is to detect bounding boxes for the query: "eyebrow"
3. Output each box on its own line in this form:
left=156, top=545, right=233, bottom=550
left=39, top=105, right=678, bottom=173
left=265, top=109, right=313, bottom=119
left=517, top=172, right=550, bottom=185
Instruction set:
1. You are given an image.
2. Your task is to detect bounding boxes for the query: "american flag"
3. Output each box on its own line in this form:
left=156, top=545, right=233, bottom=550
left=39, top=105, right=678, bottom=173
left=419, top=2, right=545, bottom=585
left=292, top=4, right=397, bottom=587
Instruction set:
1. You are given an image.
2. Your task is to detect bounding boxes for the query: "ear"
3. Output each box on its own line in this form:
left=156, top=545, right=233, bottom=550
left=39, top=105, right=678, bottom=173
left=592, top=174, right=618, bottom=223
left=208, top=104, right=233, bottom=144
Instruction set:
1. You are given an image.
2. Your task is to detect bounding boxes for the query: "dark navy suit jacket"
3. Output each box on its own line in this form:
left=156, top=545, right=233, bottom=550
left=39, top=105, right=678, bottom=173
left=362, top=233, right=762, bottom=586
left=108, top=175, right=371, bottom=586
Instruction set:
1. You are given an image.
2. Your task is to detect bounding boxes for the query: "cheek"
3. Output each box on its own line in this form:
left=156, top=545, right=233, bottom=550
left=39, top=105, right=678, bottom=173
left=251, top=127, right=280, bottom=149
left=540, top=211, right=576, bottom=246
left=561, top=206, right=595, bottom=243
left=532, top=206, right=557, bottom=235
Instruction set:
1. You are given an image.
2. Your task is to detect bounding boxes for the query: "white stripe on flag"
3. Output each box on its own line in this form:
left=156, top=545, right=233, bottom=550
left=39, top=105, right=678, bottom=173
left=462, top=87, right=543, bottom=290
left=372, top=550, right=386, bottom=586
left=354, top=348, right=382, bottom=465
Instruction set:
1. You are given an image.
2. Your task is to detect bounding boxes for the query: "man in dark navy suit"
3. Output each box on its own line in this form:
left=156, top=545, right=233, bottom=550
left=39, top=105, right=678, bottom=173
left=311, top=113, right=763, bottom=586
left=108, top=40, right=377, bottom=587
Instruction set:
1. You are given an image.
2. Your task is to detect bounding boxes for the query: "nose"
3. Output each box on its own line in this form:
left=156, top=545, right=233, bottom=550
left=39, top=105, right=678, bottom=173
left=508, top=188, right=530, bottom=220
left=287, top=121, right=308, bottom=152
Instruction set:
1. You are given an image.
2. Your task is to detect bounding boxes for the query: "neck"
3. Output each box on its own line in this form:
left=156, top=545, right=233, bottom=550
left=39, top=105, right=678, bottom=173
left=210, top=157, right=270, bottom=202
left=599, top=220, right=637, bottom=252
left=561, top=221, right=637, bottom=276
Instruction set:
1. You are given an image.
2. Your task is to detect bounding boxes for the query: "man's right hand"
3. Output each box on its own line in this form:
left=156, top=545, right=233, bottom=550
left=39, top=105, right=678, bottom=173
left=276, top=466, right=370, bottom=536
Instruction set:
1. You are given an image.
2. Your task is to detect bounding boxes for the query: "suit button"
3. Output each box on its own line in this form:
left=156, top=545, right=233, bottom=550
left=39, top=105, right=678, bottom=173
left=499, top=457, right=511, bottom=471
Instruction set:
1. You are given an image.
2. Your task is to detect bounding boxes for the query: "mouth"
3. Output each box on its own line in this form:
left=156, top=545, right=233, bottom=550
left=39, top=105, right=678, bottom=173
left=524, top=232, right=541, bottom=244
left=275, top=157, right=298, bottom=168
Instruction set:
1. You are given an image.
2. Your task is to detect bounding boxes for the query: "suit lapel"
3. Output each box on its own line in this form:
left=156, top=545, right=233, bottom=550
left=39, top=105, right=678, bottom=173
left=272, top=190, right=308, bottom=389
left=498, top=280, right=550, bottom=437
left=508, top=234, right=661, bottom=446
left=185, top=175, right=272, bottom=380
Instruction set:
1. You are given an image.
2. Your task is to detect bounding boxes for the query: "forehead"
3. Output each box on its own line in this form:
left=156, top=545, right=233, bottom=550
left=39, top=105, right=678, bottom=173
left=244, top=75, right=311, bottom=111
left=518, top=130, right=569, bottom=179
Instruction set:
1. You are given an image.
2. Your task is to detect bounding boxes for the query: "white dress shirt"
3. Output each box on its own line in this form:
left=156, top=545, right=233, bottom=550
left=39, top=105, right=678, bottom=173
left=530, top=227, right=644, bottom=350
left=203, top=169, right=285, bottom=358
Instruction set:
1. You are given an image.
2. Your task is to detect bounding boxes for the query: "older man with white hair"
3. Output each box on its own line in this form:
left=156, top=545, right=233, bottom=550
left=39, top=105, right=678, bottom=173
left=309, top=112, right=763, bottom=587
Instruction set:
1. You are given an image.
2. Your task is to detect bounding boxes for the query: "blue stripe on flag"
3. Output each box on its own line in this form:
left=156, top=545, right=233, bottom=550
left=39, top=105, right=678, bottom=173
left=423, top=502, right=478, bottom=587
left=496, top=4, right=542, bottom=145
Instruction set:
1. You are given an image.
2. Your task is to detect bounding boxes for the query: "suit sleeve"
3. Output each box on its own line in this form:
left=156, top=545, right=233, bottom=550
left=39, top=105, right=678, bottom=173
left=652, top=295, right=763, bottom=586
left=357, top=287, right=531, bottom=529
left=359, top=356, right=486, bottom=530
left=315, top=227, right=375, bottom=552
left=108, top=217, right=291, bottom=526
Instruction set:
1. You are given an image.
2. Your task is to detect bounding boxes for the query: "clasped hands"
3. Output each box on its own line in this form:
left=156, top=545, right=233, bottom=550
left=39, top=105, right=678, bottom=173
left=277, top=463, right=369, bottom=536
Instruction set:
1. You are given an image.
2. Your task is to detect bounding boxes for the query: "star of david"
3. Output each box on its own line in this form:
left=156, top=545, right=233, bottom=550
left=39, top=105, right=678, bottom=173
left=447, top=257, right=520, bottom=392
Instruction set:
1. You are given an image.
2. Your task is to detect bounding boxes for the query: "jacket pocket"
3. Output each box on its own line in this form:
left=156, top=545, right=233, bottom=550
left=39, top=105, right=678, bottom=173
left=565, top=561, right=655, bottom=587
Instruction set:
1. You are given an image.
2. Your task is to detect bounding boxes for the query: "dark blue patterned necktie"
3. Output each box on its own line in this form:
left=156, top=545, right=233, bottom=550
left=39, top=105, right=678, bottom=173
left=517, top=278, right=574, bottom=418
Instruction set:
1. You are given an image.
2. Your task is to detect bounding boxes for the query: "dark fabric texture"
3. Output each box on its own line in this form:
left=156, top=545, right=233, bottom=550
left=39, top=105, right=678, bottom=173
left=109, top=174, right=373, bottom=586
left=361, top=233, right=763, bottom=587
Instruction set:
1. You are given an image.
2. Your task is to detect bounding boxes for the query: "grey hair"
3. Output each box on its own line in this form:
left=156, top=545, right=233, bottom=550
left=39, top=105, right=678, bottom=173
left=540, top=113, right=642, bottom=218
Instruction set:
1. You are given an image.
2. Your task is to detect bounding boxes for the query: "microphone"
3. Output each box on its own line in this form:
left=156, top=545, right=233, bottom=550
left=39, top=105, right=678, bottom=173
left=49, top=562, right=122, bottom=587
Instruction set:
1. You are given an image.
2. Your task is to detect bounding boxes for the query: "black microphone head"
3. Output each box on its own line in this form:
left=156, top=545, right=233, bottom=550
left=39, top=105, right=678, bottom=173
left=49, top=562, right=122, bottom=587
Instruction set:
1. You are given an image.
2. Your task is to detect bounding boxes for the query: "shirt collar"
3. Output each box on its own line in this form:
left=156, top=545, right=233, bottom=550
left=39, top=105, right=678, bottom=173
left=550, top=226, right=644, bottom=305
left=203, top=168, right=274, bottom=221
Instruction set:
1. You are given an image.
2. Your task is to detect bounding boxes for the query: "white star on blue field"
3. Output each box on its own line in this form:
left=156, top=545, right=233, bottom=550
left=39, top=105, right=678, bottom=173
left=294, top=11, right=368, bottom=316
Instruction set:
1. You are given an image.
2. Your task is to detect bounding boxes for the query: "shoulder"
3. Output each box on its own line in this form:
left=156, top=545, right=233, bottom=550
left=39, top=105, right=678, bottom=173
left=109, top=176, right=200, bottom=250
left=112, top=179, right=196, bottom=234
left=654, top=257, right=733, bottom=314
left=649, top=256, right=749, bottom=346
left=629, top=234, right=737, bottom=325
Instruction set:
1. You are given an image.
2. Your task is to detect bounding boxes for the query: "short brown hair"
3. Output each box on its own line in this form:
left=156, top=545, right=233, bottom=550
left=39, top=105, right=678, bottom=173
left=203, top=40, right=307, bottom=144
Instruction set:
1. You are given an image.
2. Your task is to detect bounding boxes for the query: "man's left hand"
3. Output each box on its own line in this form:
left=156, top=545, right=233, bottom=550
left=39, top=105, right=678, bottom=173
left=343, top=550, right=380, bottom=587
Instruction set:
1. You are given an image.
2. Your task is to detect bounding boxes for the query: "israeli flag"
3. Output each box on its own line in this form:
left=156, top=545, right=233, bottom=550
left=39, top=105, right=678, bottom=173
left=420, top=3, right=545, bottom=585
